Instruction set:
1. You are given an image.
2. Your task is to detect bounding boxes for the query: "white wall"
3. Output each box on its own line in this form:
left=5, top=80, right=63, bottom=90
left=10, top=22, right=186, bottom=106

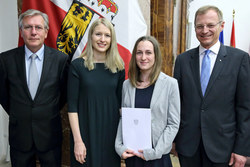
left=0, top=0, right=19, bottom=53
left=188, top=0, right=250, bottom=53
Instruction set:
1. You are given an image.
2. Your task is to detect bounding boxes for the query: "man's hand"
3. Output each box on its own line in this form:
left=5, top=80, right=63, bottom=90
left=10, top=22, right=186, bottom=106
left=229, top=153, right=247, bottom=167
left=171, top=143, right=178, bottom=157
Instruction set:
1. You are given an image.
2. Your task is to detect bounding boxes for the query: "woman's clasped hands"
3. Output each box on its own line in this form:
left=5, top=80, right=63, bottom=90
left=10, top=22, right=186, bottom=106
left=122, top=149, right=146, bottom=160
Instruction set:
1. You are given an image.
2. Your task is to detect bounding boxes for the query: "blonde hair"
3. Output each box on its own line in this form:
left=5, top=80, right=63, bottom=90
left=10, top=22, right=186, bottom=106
left=129, top=36, right=162, bottom=87
left=80, top=18, right=124, bottom=73
left=195, top=5, right=223, bottom=25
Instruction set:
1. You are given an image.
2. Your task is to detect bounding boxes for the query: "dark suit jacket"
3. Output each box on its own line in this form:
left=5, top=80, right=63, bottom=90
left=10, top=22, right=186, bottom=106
left=0, top=45, right=69, bottom=152
left=174, top=44, right=250, bottom=163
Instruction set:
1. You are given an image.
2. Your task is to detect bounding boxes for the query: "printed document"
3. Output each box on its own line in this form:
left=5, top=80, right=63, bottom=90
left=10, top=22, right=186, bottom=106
left=122, top=107, right=152, bottom=153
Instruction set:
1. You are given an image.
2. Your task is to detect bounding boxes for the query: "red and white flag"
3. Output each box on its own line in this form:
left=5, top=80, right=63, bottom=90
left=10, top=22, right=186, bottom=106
left=20, top=0, right=147, bottom=77
left=230, top=19, right=235, bottom=48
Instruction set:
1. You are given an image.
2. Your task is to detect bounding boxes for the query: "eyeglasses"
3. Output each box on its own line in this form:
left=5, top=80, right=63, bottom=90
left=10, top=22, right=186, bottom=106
left=195, top=21, right=222, bottom=30
left=22, top=25, right=45, bottom=32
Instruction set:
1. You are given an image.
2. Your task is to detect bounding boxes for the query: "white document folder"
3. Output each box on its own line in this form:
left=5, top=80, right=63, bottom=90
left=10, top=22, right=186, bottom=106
left=122, top=107, right=152, bottom=153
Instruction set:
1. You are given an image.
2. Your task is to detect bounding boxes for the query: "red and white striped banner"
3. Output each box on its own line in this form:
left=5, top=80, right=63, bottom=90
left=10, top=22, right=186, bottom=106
left=20, top=0, right=147, bottom=77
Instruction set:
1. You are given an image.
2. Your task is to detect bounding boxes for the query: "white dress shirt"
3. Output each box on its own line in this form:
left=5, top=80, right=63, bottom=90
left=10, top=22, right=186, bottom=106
left=25, top=45, right=44, bottom=84
left=199, top=40, right=221, bottom=75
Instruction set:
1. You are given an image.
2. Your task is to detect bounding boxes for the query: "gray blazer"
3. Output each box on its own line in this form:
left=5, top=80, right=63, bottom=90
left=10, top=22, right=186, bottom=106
left=115, top=72, right=180, bottom=161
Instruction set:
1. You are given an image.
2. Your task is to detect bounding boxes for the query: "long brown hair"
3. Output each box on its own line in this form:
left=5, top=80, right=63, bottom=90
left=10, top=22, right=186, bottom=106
left=128, top=36, right=162, bottom=87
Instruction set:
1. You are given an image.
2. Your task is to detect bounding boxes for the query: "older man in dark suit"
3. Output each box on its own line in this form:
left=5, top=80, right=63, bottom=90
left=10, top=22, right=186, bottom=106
left=174, top=5, right=250, bottom=167
left=0, top=9, right=68, bottom=167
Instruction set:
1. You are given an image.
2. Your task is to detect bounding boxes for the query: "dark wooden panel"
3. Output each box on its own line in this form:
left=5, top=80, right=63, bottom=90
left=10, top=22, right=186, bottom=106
left=151, top=0, right=174, bottom=76
left=177, top=0, right=187, bottom=55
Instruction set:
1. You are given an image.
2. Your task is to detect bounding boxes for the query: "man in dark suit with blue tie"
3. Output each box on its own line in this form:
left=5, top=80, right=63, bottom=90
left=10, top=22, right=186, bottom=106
left=174, top=5, right=250, bottom=167
left=0, top=9, right=68, bottom=167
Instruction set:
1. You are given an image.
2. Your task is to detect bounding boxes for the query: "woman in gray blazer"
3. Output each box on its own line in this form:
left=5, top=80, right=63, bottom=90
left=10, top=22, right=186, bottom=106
left=115, top=36, right=180, bottom=167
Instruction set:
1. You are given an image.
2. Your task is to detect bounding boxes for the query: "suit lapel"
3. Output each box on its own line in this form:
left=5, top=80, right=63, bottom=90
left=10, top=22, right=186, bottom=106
left=16, top=46, right=31, bottom=98
left=127, top=74, right=165, bottom=109
left=204, top=45, right=227, bottom=97
left=35, top=46, right=54, bottom=98
left=128, top=84, right=135, bottom=108
left=150, top=73, right=165, bottom=109
left=189, top=47, right=203, bottom=97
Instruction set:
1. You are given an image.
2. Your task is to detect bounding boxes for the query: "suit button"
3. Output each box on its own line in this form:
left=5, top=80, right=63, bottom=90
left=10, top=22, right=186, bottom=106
left=201, top=110, right=204, bottom=113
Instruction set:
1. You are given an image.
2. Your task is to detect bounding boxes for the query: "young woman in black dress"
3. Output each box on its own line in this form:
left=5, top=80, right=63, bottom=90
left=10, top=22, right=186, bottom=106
left=68, top=18, right=125, bottom=167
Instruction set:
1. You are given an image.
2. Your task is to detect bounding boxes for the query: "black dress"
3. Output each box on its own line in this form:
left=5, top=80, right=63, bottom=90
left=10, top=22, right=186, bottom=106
left=67, top=58, right=125, bottom=167
left=125, top=84, right=173, bottom=167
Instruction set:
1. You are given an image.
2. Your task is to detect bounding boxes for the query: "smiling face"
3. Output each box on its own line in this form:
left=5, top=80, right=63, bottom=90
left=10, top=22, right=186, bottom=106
left=20, top=15, right=48, bottom=53
left=135, top=40, right=155, bottom=74
left=91, top=23, right=111, bottom=56
left=195, top=9, right=224, bottom=49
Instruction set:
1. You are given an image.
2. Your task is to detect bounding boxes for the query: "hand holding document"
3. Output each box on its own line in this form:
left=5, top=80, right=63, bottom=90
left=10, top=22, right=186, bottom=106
left=122, top=107, right=152, bottom=154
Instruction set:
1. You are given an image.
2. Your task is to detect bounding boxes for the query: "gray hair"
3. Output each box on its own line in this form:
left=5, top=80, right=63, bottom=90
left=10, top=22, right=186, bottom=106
left=18, top=9, right=49, bottom=30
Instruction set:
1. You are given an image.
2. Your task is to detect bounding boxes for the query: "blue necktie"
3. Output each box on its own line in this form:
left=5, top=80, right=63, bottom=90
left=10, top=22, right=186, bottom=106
left=200, top=50, right=211, bottom=96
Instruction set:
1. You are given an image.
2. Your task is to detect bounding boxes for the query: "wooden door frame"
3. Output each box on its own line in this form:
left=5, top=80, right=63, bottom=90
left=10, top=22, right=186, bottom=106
left=151, top=0, right=187, bottom=76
